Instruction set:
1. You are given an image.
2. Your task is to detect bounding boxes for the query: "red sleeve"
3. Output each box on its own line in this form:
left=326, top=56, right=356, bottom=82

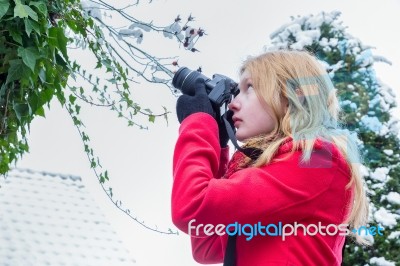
left=217, top=147, right=229, bottom=179
left=172, top=113, right=341, bottom=262
left=190, top=234, right=227, bottom=264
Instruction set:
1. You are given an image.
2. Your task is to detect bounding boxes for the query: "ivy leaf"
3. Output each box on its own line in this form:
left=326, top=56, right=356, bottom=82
left=14, top=0, right=38, bottom=21
left=27, top=92, right=45, bottom=117
left=29, top=1, right=47, bottom=15
left=69, top=94, right=77, bottom=104
left=35, top=106, right=45, bottom=117
left=57, top=30, right=69, bottom=60
left=66, top=19, right=78, bottom=34
left=0, top=83, right=6, bottom=96
left=39, top=88, right=55, bottom=104
left=55, top=53, right=67, bottom=68
left=149, top=115, right=155, bottom=123
left=99, top=174, right=105, bottom=183
left=144, top=108, right=153, bottom=114
left=0, top=0, right=10, bottom=20
left=24, top=18, right=40, bottom=36
left=49, top=27, right=69, bottom=60
left=6, top=59, right=24, bottom=84
left=9, top=27, right=23, bottom=44
left=162, top=106, right=169, bottom=126
left=38, top=68, right=46, bottom=83
left=17, top=46, right=40, bottom=72
left=13, top=103, right=31, bottom=122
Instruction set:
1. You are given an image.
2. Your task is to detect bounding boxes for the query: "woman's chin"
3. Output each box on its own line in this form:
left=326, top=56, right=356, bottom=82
left=235, top=133, right=246, bottom=142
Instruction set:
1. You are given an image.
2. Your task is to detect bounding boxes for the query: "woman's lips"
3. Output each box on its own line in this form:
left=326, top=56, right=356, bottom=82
left=233, top=117, right=242, bottom=127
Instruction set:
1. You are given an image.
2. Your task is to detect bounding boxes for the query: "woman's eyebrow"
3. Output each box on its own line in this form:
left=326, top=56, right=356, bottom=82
left=240, top=77, right=250, bottom=85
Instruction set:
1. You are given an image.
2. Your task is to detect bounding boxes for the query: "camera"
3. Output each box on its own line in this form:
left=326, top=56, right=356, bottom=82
left=172, top=67, right=239, bottom=108
left=172, top=67, right=261, bottom=159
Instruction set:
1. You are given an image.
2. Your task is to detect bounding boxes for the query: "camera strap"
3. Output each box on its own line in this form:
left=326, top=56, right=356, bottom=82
left=221, top=110, right=262, bottom=266
left=222, top=114, right=263, bottom=161
left=223, top=233, right=237, bottom=266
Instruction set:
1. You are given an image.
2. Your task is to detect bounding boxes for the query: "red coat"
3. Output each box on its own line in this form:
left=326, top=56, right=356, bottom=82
left=172, top=113, right=353, bottom=266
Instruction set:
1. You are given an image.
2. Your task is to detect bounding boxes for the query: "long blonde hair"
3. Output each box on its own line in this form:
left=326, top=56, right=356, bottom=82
left=240, top=50, right=369, bottom=244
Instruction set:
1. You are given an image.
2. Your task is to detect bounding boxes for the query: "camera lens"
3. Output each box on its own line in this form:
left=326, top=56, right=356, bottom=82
left=172, top=67, right=207, bottom=96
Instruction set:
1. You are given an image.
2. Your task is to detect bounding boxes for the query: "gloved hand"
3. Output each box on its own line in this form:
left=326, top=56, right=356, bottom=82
left=218, top=110, right=235, bottom=147
left=176, top=78, right=216, bottom=123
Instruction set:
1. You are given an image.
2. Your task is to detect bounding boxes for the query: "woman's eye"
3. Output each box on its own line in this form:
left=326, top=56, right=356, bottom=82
left=239, top=83, right=253, bottom=94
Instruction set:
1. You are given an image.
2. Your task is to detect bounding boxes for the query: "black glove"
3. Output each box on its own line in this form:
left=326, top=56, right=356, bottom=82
left=176, top=78, right=216, bottom=123
left=218, top=110, right=235, bottom=147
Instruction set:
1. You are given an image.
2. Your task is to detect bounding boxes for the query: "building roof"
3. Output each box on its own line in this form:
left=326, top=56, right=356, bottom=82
left=0, top=168, right=136, bottom=266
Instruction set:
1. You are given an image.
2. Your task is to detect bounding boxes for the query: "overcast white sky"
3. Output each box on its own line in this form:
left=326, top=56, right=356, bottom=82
left=16, top=0, right=400, bottom=265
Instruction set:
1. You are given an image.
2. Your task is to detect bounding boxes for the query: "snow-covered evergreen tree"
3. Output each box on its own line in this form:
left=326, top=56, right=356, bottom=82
left=265, top=11, right=400, bottom=266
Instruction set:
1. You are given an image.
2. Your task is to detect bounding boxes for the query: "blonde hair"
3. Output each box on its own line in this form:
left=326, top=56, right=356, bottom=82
left=240, top=50, right=369, bottom=244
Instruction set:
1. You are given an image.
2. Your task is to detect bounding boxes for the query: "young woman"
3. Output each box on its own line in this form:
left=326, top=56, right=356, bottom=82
left=172, top=50, right=369, bottom=265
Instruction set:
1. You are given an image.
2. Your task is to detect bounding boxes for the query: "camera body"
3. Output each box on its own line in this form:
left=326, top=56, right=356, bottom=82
left=172, top=67, right=239, bottom=108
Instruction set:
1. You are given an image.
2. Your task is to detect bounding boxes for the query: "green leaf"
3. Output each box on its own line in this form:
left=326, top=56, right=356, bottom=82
left=35, top=106, right=45, bottom=117
left=66, top=19, right=79, bottom=34
left=17, top=47, right=40, bottom=72
left=55, top=53, right=67, bottom=68
left=28, top=92, right=39, bottom=112
left=24, top=18, right=40, bottom=36
left=69, top=94, right=76, bottom=104
left=56, top=89, right=66, bottom=105
left=48, top=27, right=58, bottom=47
left=149, top=115, right=155, bottom=123
left=49, top=27, right=69, bottom=60
left=9, top=28, right=23, bottom=44
left=27, top=92, right=45, bottom=118
left=0, top=83, right=6, bottom=97
left=99, top=174, right=105, bottom=183
left=0, top=0, right=10, bottom=20
left=29, top=1, right=47, bottom=15
left=75, top=104, right=80, bottom=114
left=6, top=59, right=24, bottom=84
left=14, top=0, right=38, bottom=21
left=39, top=88, right=54, bottom=104
left=13, top=103, right=31, bottom=122
left=38, top=68, right=46, bottom=83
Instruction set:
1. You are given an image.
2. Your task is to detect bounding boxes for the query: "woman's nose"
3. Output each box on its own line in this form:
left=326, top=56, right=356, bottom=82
left=228, top=98, right=240, bottom=111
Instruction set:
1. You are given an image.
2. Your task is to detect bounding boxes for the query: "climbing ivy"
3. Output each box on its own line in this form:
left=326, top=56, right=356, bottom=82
left=1, top=0, right=204, bottom=234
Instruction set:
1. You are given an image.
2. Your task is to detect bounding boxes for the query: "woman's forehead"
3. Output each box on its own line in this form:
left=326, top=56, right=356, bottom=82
left=239, top=69, right=252, bottom=81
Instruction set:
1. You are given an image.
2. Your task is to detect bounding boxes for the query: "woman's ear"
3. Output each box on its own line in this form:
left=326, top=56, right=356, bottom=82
left=281, top=97, right=289, bottom=113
